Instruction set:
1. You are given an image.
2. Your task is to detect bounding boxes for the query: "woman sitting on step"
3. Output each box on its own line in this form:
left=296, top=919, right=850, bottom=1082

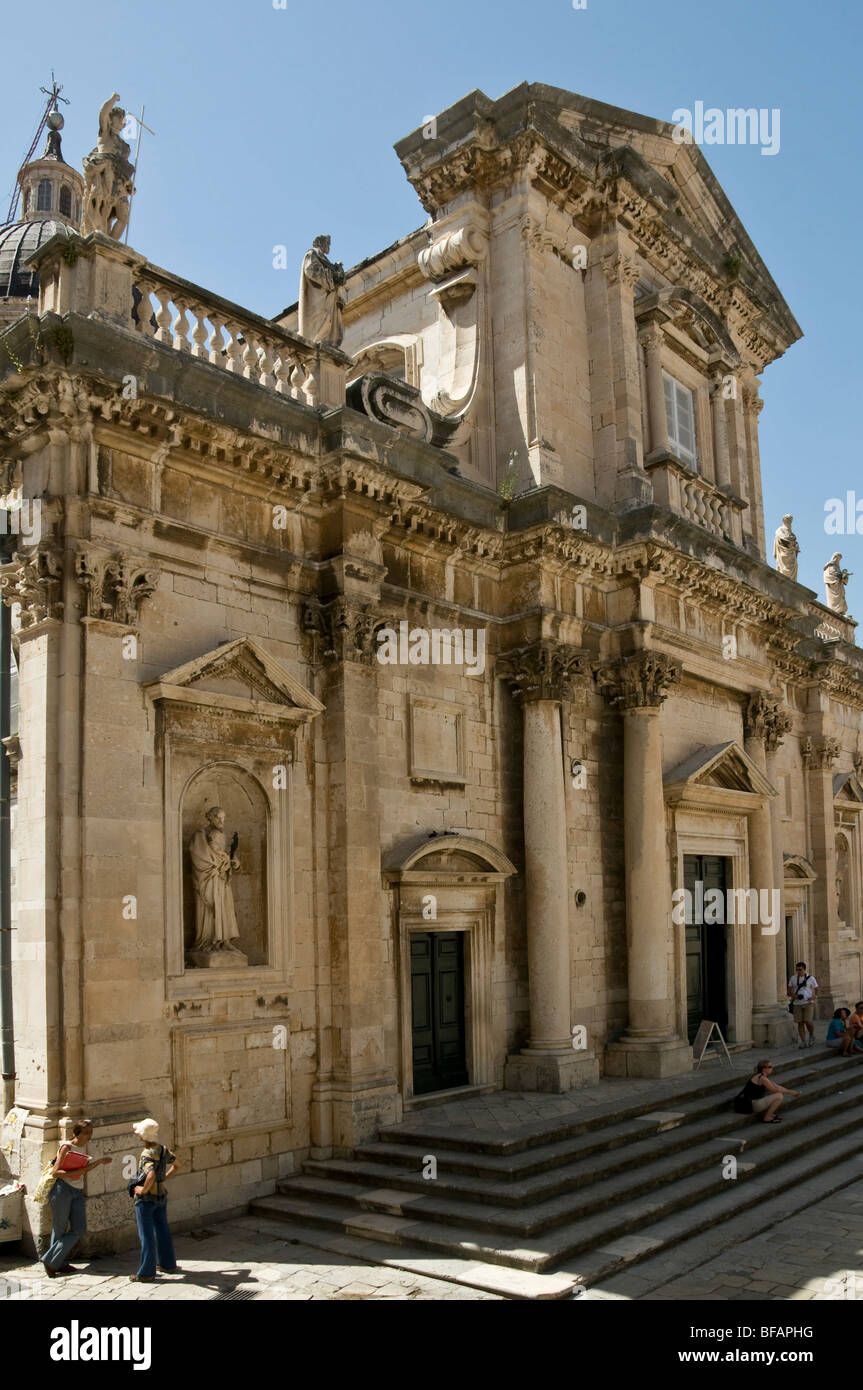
left=734, top=1060, right=800, bottom=1124
left=826, top=1008, right=857, bottom=1056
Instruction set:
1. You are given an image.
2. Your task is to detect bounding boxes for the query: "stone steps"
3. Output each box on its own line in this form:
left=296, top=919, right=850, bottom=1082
left=322, top=1058, right=856, bottom=1210
left=249, top=1051, right=863, bottom=1287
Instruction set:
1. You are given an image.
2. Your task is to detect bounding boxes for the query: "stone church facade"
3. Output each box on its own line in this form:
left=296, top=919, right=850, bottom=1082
left=1, top=82, right=862, bottom=1250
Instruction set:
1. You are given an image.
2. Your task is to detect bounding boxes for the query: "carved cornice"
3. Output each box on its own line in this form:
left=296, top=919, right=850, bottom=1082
left=801, top=736, right=841, bottom=770
left=0, top=546, right=64, bottom=627
left=595, top=650, right=682, bottom=710
left=76, top=549, right=160, bottom=625
left=302, top=596, right=384, bottom=667
left=496, top=641, right=587, bottom=704
left=503, top=527, right=614, bottom=579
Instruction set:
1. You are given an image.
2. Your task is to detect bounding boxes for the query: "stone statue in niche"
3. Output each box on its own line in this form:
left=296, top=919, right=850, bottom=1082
left=298, top=235, right=345, bottom=346
left=824, top=552, right=851, bottom=615
left=772, top=514, right=799, bottom=581
left=187, top=806, right=248, bottom=968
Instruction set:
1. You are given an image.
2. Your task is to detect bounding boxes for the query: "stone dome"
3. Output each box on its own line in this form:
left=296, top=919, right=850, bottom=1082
left=0, top=217, right=75, bottom=301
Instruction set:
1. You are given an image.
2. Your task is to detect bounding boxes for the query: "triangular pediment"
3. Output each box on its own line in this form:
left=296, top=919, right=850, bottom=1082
left=145, top=637, right=324, bottom=720
left=665, top=741, right=775, bottom=802
left=834, top=772, right=863, bottom=804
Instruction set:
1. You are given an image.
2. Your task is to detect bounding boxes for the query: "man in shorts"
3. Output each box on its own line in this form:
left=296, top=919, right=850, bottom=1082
left=787, top=961, right=818, bottom=1047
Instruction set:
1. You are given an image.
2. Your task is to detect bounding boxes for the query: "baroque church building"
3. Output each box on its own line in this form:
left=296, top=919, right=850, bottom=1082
left=1, top=81, right=862, bottom=1251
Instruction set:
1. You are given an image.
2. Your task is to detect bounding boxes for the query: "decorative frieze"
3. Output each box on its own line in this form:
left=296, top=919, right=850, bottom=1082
left=497, top=641, right=586, bottom=703
left=0, top=547, right=64, bottom=627
left=76, top=549, right=159, bottom=625
left=595, top=650, right=682, bottom=710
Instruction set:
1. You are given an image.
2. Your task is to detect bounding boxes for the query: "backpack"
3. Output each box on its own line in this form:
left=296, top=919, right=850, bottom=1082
left=128, top=1144, right=169, bottom=1200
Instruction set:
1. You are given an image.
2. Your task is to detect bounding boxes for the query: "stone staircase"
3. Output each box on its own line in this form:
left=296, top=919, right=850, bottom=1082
left=246, top=1050, right=863, bottom=1299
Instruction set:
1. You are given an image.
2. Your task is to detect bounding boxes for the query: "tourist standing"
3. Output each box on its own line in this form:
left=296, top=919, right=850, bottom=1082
left=129, top=1118, right=182, bottom=1283
left=42, top=1119, right=111, bottom=1277
left=788, top=961, right=819, bottom=1047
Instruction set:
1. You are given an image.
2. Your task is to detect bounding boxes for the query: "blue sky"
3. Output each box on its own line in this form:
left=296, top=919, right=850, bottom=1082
left=2, top=0, right=860, bottom=599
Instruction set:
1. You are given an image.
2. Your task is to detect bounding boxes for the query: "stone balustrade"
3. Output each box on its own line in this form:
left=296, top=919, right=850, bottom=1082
left=645, top=453, right=743, bottom=545
left=133, top=265, right=325, bottom=406
left=28, top=229, right=350, bottom=409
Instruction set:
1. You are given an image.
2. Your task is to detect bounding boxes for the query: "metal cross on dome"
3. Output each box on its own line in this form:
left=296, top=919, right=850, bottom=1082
left=4, top=74, right=70, bottom=223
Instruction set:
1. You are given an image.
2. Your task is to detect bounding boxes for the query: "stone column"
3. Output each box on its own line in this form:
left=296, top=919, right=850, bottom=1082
left=304, top=595, right=400, bottom=1149
left=599, top=652, right=692, bottom=1077
left=742, top=376, right=767, bottom=557
left=498, top=642, right=599, bottom=1092
left=803, top=735, right=843, bottom=1015
left=743, top=693, right=789, bottom=1043
left=639, top=320, right=669, bottom=458
left=710, top=369, right=733, bottom=490
left=765, top=703, right=795, bottom=1041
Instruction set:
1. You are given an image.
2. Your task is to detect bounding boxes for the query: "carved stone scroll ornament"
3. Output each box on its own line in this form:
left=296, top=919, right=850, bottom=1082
left=595, top=650, right=682, bottom=710
left=76, top=550, right=159, bottom=625
left=497, top=641, right=587, bottom=704
left=417, top=224, right=488, bottom=421
left=81, top=94, right=136, bottom=241
left=0, top=549, right=64, bottom=628
left=417, top=226, right=487, bottom=283
left=347, top=373, right=433, bottom=443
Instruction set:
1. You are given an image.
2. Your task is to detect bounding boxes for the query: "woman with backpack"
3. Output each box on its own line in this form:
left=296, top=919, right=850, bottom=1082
left=129, top=1118, right=182, bottom=1283
left=734, top=1060, right=800, bottom=1124
left=41, top=1119, right=112, bottom=1277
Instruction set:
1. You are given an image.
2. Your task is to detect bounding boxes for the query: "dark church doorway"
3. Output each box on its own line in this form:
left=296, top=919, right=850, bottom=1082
left=684, top=854, right=730, bottom=1043
left=410, top=931, right=468, bottom=1095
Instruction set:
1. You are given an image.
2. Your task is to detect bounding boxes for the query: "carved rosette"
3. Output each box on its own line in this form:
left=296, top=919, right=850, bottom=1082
left=744, top=692, right=792, bottom=753
left=0, top=548, right=64, bottom=627
left=302, top=597, right=384, bottom=667
left=496, top=641, right=586, bottom=704
left=801, top=737, right=841, bottom=771
left=595, top=651, right=682, bottom=710
left=77, top=551, right=160, bottom=625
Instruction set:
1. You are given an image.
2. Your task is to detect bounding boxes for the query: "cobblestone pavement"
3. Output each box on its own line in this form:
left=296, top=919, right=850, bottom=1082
left=586, top=1176, right=863, bottom=1302
left=0, top=1219, right=501, bottom=1301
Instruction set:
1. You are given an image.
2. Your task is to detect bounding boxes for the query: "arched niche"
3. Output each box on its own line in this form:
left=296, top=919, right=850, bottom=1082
left=181, top=762, right=270, bottom=966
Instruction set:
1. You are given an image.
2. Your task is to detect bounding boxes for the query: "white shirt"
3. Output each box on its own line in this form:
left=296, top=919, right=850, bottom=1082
left=788, top=973, right=818, bottom=1003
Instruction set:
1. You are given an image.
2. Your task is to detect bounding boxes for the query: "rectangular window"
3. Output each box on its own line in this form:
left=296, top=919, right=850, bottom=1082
left=663, top=372, right=698, bottom=470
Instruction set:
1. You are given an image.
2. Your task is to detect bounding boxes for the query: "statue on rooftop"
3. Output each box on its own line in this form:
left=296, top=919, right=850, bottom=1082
left=81, top=93, right=135, bottom=241
left=773, top=514, right=800, bottom=581
left=824, top=552, right=851, bottom=615
left=298, top=235, right=346, bottom=346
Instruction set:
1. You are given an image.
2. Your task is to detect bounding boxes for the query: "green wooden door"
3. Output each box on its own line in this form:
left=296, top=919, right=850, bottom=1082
left=683, top=854, right=729, bottom=1043
left=410, top=931, right=468, bottom=1095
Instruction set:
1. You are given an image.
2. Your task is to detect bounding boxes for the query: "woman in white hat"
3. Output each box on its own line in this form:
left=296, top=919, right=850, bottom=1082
left=129, top=1118, right=182, bottom=1283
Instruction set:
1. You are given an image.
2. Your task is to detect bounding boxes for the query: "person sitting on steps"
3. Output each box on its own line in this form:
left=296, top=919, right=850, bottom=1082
left=826, top=1008, right=857, bottom=1057
left=734, top=1060, right=801, bottom=1124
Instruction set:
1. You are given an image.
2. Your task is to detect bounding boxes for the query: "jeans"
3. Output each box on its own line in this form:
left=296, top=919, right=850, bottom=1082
left=134, top=1200, right=176, bottom=1278
left=43, top=1178, right=86, bottom=1271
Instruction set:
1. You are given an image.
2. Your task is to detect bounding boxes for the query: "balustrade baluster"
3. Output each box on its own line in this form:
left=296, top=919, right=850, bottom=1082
left=190, top=306, right=209, bottom=359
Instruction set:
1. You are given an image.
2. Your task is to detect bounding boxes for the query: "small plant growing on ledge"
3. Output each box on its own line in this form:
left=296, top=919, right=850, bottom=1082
left=62, top=243, right=80, bottom=268
left=49, top=323, right=75, bottom=364
left=499, top=450, right=519, bottom=508
left=723, top=249, right=742, bottom=279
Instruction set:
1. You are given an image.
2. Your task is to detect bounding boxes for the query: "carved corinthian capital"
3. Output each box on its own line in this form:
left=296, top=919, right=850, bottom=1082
left=496, top=641, right=586, bottom=704
left=744, top=691, right=792, bottom=752
left=302, top=596, right=383, bottom=667
left=801, top=736, right=841, bottom=770
left=77, top=549, right=160, bottom=625
left=595, top=651, right=682, bottom=710
left=0, top=547, right=64, bottom=627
